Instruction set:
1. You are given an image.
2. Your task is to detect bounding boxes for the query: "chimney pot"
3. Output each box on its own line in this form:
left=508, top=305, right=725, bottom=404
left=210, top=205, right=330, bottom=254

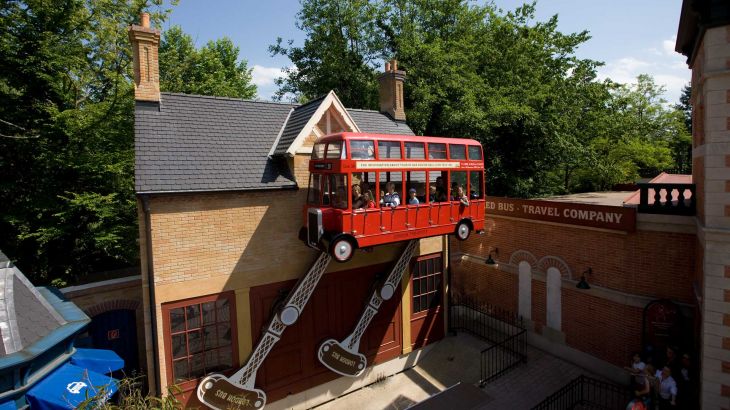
left=140, top=12, right=150, bottom=29
left=385, top=61, right=391, bottom=72
left=390, top=59, right=398, bottom=71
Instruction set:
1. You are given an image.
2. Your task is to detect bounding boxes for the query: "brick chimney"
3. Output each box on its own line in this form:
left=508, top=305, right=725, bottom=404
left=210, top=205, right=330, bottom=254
left=378, top=59, right=406, bottom=121
left=129, top=12, right=161, bottom=102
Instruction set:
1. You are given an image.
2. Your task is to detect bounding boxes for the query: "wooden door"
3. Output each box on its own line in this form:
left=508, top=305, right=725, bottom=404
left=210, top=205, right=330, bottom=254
left=410, top=254, right=445, bottom=350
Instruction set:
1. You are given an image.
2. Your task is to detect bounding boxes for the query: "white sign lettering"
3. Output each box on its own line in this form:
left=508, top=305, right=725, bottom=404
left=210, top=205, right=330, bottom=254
left=355, top=161, right=460, bottom=170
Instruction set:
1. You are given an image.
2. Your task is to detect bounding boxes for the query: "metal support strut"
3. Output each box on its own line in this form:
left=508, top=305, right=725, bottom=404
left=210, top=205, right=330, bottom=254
left=197, top=252, right=332, bottom=410
left=317, top=240, right=418, bottom=377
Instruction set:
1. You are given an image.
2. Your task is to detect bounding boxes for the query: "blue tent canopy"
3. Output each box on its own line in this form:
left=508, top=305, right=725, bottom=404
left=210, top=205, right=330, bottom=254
left=26, top=363, right=118, bottom=409
left=71, top=348, right=124, bottom=375
left=0, top=400, right=17, bottom=410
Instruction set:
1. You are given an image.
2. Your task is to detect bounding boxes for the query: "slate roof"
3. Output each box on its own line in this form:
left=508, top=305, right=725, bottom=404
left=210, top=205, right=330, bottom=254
left=347, top=109, right=415, bottom=136
left=135, top=92, right=415, bottom=194
left=272, top=95, right=326, bottom=156
left=0, top=258, right=66, bottom=357
left=135, top=93, right=298, bottom=194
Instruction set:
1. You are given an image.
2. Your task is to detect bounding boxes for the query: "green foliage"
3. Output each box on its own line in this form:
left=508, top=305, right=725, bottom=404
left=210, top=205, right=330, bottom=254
left=277, top=0, right=691, bottom=196
left=160, top=26, right=257, bottom=99
left=0, top=0, right=257, bottom=284
left=0, top=0, right=164, bottom=283
left=75, top=374, right=182, bottom=409
left=270, top=0, right=385, bottom=106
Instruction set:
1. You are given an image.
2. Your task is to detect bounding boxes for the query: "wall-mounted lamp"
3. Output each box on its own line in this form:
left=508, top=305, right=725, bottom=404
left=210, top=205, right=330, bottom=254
left=485, top=248, right=499, bottom=266
left=576, top=268, right=592, bottom=289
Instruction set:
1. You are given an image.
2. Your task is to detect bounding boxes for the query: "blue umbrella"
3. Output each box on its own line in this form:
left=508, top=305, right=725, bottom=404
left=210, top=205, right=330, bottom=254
left=26, top=363, right=118, bottom=409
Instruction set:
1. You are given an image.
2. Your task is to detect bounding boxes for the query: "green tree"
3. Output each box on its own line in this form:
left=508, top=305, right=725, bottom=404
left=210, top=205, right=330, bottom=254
left=160, top=26, right=257, bottom=99
left=270, top=0, right=385, bottom=106
left=0, top=0, right=174, bottom=284
left=0, top=1, right=260, bottom=285
left=575, top=75, right=682, bottom=190
left=671, top=84, right=692, bottom=174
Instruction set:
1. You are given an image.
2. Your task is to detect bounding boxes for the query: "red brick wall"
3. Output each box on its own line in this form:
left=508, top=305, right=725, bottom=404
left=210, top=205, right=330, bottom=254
left=451, top=259, right=517, bottom=313
left=561, top=288, right=643, bottom=366
left=457, top=217, right=695, bottom=303
left=451, top=215, right=696, bottom=367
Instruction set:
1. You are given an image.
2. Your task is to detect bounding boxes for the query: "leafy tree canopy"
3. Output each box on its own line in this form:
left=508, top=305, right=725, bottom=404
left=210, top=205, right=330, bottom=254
left=274, top=0, right=691, bottom=197
left=0, top=0, right=256, bottom=285
left=160, top=25, right=256, bottom=99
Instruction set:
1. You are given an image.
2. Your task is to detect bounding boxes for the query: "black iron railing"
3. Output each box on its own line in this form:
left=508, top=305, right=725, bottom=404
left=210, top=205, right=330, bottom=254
left=531, top=375, right=632, bottom=410
left=637, top=183, right=696, bottom=216
left=449, top=294, right=527, bottom=385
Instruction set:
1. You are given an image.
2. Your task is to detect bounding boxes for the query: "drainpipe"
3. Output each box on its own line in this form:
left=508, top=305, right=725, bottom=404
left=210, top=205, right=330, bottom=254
left=141, top=195, right=161, bottom=395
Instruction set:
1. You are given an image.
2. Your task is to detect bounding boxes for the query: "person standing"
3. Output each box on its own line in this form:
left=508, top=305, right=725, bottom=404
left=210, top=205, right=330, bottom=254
left=655, top=366, right=678, bottom=409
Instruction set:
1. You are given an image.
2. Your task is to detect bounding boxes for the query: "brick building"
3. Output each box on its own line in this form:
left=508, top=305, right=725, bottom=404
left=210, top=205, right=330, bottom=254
left=129, top=15, right=449, bottom=409
left=123, top=1, right=730, bottom=408
left=449, top=1, right=730, bottom=408
left=675, top=1, right=730, bottom=408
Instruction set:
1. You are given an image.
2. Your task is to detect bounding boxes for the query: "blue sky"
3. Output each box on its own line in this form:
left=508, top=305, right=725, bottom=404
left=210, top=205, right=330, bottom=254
left=160, top=0, right=689, bottom=103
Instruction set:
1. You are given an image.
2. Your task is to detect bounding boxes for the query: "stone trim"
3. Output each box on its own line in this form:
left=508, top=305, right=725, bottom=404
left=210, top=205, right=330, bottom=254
left=85, top=299, right=141, bottom=317
left=508, top=249, right=538, bottom=267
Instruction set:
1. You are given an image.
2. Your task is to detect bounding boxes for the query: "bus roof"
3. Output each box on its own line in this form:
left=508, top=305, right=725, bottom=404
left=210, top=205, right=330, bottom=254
left=315, top=132, right=482, bottom=146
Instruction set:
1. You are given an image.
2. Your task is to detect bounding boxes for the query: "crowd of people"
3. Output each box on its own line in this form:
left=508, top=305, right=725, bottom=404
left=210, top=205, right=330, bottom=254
left=625, top=346, right=696, bottom=410
left=347, top=177, right=471, bottom=210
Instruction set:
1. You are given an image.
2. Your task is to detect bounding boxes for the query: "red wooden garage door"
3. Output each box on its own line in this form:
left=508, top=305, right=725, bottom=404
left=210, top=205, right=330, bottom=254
left=249, top=263, right=402, bottom=403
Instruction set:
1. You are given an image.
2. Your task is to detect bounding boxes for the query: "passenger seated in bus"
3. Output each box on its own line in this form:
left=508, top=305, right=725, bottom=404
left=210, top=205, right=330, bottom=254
left=454, top=186, right=469, bottom=207
left=407, top=188, right=419, bottom=205
left=434, top=177, right=447, bottom=202
left=352, top=185, right=365, bottom=209
left=382, top=182, right=401, bottom=207
left=363, top=191, right=376, bottom=208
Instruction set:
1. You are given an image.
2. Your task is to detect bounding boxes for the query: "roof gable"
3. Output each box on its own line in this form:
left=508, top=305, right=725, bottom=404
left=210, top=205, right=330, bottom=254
left=274, top=91, right=361, bottom=157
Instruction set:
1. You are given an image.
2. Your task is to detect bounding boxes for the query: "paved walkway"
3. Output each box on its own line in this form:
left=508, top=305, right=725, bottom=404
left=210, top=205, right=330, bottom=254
left=314, top=333, right=598, bottom=410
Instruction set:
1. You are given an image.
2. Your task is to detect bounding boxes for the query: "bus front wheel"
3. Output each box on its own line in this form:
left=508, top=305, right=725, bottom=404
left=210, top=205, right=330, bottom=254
left=455, top=221, right=471, bottom=241
left=330, top=235, right=355, bottom=263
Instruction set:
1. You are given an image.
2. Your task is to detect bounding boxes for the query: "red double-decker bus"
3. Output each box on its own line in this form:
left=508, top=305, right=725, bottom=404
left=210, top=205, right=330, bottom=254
left=301, top=132, right=486, bottom=262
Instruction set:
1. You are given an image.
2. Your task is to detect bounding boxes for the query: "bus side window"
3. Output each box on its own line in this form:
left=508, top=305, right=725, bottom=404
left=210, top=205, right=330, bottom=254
left=379, top=171, right=403, bottom=207
left=378, top=141, right=402, bottom=159
left=351, top=171, right=375, bottom=209
left=428, top=143, right=447, bottom=159
left=428, top=171, right=447, bottom=202
left=469, top=171, right=484, bottom=199
left=405, top=142, right=425, bottom=159
left=468, top=145, right=483, bottom=160
left=450, top=171, right=467, bottom=200
left=449, top=144, right=466, bottom=160
left=350, top=140, right=375, bottom=160
left=407, top=171, right=426, bottom=204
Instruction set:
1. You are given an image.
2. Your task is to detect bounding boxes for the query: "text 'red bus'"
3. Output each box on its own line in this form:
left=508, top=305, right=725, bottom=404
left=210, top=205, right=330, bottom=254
left=301, top=132, right=486, bottom=262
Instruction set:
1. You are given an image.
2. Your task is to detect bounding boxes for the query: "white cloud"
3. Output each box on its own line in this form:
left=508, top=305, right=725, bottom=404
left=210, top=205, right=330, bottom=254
left=662, top=36, right=677, bottom=55
left=597, top=37, right=690, bottom=103
left=251, top=65, right=284, bottom=87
